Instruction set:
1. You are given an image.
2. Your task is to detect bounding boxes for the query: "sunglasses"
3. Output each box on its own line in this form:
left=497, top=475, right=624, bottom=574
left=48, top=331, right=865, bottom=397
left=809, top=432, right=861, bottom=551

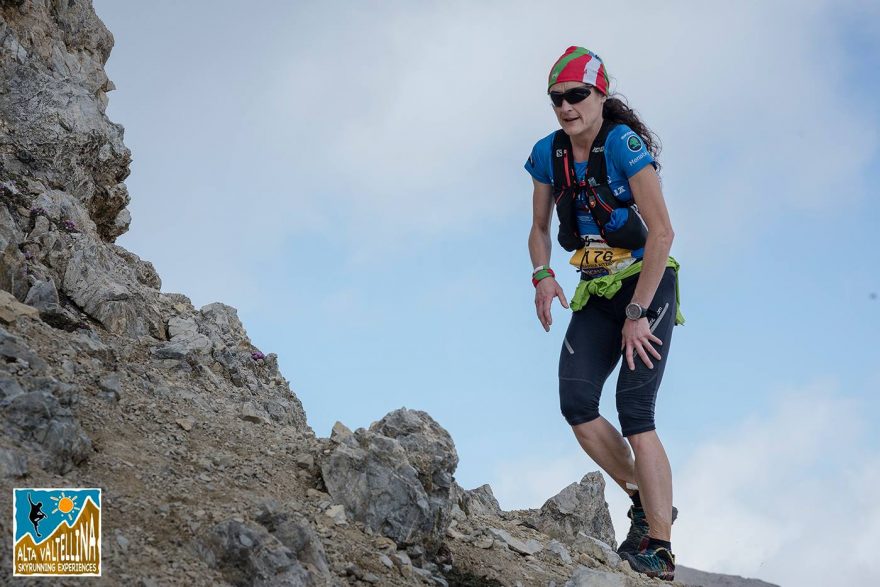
left=549, top=86, right=593, bottom=108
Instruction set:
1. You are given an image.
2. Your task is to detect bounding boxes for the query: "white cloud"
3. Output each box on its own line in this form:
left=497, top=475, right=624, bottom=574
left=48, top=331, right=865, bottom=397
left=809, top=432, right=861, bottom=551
left=105, top=0, right=879, bottom=305
left=258, top=0, right=878, bottom=260
left=674, top=382, right=880, bottom=586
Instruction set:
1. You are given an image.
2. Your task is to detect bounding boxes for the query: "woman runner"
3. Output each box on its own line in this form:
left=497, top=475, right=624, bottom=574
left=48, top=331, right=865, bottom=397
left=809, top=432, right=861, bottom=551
left=525, top=46, right=684, bottom=581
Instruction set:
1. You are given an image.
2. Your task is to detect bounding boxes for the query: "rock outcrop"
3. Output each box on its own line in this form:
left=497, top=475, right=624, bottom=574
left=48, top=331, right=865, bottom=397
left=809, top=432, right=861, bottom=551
left=0, top=2, right=779, bottom=586
left=514, top=472, right=617, bottom=550
left=320, top=409, right=457, bottom=557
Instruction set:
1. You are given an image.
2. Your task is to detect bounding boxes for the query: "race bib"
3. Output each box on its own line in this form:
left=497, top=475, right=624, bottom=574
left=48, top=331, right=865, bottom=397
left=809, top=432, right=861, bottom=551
left=568, top=236, right=638, bottom=277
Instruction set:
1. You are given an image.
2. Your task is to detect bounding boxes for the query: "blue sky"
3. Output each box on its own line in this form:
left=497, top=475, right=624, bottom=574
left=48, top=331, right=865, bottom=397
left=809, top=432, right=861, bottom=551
left=94, top=1, right=878, bottom=584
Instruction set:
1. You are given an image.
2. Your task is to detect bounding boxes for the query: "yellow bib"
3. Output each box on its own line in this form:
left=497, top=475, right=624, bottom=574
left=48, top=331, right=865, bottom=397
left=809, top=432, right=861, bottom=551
left=568, top=237, right=638, bottom=275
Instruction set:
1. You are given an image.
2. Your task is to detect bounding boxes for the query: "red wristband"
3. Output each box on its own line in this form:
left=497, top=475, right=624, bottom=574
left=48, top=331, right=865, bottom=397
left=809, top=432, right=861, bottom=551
left=531, top=267, right=555, bottom=287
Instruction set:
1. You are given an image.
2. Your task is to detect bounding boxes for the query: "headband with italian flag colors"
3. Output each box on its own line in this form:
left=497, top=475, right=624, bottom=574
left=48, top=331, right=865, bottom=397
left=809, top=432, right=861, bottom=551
left=548, top=46, right=610, bottom=95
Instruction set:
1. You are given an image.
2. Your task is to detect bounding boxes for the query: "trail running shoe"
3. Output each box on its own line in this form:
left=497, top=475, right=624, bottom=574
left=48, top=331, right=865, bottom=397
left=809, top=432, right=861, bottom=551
left=621, top=545, right=676, bottom=580
left=616, top=505, right=679, bottom=556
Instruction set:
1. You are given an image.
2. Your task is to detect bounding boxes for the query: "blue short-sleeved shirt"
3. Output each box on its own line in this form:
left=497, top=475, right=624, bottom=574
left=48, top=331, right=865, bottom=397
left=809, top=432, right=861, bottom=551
left=524, top=124, right=655, bottom=250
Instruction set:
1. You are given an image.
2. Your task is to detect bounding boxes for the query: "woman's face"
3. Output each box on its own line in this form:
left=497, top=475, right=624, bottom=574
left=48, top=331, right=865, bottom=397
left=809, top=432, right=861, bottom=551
left=549, top=81, right=605, bottom=137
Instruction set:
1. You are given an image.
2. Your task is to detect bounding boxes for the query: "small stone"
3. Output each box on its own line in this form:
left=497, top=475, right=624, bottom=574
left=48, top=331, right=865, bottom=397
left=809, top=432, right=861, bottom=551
left=565, top=565, right=628, bottom=587
left=446, top=526, right=468, bottom=540
left=379, top=553, right=393, bottom=569
left=176, top=417, right=195, bottom=431
left=412, top=567, right=432, bottom=579
left=115, top=532, right=129, bottom=551
left=391, top=551, right=413, bottom=578
left=0, top=448, right=28, bottom=478
left=473, top=536, right=494, bottom=549
left=548, top=539, right=572, bottom=564
left=488, top=527, right=543, bottom=555
left=572, top=532, right=621, bottom=568
left=240, top=402, right=270, bottom=425
left=98, top=373, right=122, bottom=395
left=372, top=535, right=396, bottom=553
left=295, top=453, right=314, bottom=468
left=306, top=488, right=330, bottom=500
left=324, top=504, right=347, bottom=525
left=330, top=421, right=356, bottom=446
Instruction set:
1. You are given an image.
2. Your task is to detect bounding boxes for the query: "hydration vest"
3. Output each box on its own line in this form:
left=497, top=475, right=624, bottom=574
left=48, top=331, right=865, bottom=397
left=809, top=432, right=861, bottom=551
left=551, top=120, right=648, bottom=252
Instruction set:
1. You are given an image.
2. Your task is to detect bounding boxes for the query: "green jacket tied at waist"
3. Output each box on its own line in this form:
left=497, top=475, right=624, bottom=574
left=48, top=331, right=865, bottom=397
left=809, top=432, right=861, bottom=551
left=570, top=256, right=685, bottom=325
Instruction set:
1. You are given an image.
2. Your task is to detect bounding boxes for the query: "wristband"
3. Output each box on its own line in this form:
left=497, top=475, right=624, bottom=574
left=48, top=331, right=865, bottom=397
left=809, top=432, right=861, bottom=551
left=532, top=266, right=555, bottom=287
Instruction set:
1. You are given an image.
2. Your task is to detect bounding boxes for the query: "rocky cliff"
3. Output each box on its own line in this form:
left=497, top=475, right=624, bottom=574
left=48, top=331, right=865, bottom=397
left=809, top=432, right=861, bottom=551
left=0, top=2, right=777, bottom=586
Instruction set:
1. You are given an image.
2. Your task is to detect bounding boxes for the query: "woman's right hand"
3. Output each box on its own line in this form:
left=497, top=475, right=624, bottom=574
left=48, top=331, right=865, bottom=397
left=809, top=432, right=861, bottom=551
left=535, top=277, right=569, bottom=332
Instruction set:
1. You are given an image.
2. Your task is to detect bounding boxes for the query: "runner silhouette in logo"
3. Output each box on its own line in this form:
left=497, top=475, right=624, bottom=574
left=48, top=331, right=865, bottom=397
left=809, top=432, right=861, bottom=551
left=27, top=493, right=48, bottom=538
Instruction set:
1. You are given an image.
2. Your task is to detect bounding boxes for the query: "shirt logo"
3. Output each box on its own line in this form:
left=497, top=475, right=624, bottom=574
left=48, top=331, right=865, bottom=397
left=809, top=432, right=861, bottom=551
left=627, top=136, right=643, bottom=152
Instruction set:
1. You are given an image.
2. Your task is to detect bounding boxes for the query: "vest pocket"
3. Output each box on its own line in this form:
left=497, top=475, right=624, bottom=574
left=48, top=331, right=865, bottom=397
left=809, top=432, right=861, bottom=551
left=603, top=206, right=648, bottom=250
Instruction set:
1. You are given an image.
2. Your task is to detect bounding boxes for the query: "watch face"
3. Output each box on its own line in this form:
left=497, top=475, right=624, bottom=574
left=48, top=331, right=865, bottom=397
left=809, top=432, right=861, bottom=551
left=626, top=303, right=642, bottom=320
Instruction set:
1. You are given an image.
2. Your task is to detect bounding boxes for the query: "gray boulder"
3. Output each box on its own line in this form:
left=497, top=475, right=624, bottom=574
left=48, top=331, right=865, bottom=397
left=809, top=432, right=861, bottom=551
left=3, top=386, right=91, bottom=474
left=0, top=0, right=132, bottom=242
left=0, top=326, right=46, bottom=372
left=255, top=501, right=330, bottom=576
left=199, top=519, right=314, bottom=586
left=320, top=408, right=457, bottom=554
left=460, top=483, right=502, bottom=517
left=519, top=472, right=617, bottom=548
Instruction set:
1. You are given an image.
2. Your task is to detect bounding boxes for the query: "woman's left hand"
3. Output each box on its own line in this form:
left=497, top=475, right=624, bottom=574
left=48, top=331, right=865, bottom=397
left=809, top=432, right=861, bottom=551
left=621, top=318, right=663, bottom=371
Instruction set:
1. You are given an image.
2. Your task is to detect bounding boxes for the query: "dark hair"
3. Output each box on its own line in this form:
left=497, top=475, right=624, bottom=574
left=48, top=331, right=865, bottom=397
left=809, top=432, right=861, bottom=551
left=603, top=94, right=662, bottom=171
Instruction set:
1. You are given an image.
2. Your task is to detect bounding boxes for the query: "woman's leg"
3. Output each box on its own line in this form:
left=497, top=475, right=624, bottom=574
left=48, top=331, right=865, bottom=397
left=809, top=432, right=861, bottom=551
left=571, top=416, right=637, bottom=493
left=627, top=430, right=673, bottom=540
left=559, top=297, right=636, bottom=492
left=615, top=267, right=678, bottom=540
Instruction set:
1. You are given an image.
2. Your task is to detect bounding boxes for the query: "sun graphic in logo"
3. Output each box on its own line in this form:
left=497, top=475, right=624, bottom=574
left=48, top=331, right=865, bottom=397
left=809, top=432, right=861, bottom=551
left=51, top=492, right=81, bottom=523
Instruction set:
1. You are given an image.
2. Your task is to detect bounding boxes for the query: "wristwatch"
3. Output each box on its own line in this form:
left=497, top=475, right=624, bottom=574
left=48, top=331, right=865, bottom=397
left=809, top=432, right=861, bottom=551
left=625, top=302, right=648, bottom=321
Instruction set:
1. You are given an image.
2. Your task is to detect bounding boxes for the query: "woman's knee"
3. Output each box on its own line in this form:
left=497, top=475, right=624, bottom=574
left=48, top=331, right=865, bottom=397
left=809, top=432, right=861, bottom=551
left=559, top=379, right=601, bottom=425
left=626, top=428, right=659, bottom=451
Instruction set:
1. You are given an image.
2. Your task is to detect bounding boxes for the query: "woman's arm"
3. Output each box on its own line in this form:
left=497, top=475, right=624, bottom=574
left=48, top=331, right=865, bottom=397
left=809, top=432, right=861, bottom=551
left=621, top=165, right=674, bottom=369
left=529, top=178, right=554, bottom=267
left=529, top=177, right=569, bottom=331
left=628, top=166, right=675, bottom=309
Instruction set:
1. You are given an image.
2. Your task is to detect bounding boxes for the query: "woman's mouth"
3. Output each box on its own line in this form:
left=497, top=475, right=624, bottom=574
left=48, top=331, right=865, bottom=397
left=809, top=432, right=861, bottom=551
left=563, top=116, right=579, bottom=123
